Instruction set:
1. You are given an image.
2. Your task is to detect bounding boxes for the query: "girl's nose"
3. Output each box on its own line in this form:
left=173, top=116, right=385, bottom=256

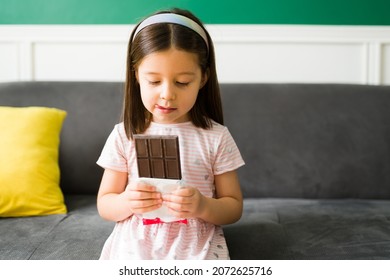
left=160, top=83, right=176, bottom=100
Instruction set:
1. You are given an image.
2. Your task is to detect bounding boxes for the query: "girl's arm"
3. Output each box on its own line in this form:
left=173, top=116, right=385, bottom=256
left=163, top=170, right=243, bottom=225
left=201, top=170, right=243, bottom=225
left=97, top=169, right=162, bottom=222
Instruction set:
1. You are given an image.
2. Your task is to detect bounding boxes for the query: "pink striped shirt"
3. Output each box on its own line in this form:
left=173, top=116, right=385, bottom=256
left=97, top=121, right=244, bottom=260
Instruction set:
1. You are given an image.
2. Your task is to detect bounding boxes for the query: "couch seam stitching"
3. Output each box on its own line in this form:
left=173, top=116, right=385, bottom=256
left=27, top=214, right=69, bottom=260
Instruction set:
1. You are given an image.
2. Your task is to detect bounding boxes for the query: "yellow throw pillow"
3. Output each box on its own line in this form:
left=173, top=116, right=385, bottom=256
left=0, top=106, right=67, bottom=217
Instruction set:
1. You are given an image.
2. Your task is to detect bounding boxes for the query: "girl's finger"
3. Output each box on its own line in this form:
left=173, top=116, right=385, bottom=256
left=131, top=203, right=162, bottom=214
left=128, top=190, right=161, bottom=200
left=172, top=187, right=194, bottom=197
left=130, top=199, right=162, bottom=210
left=126, top=181, right=157, bottom=192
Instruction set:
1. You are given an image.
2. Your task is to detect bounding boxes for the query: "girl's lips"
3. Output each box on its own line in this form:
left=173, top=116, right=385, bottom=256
left=155, top=104, right=177, bottom=113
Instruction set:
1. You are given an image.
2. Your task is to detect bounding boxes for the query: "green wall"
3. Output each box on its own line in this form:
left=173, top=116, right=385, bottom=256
left=1, top=0, right=389, bottom=25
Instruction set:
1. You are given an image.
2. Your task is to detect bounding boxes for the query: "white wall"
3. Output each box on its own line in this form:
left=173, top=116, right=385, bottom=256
left=1, top=25, right=390, bottom=84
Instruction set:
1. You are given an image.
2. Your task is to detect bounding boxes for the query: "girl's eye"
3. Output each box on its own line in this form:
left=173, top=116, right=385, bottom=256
left=148, top=81, right=160, bottom=85
left=176, top=81, right=190, bottom=87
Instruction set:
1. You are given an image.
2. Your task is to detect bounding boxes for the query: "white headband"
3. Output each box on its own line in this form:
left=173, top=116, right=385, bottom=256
left=133, top=13, right=209, bottom=50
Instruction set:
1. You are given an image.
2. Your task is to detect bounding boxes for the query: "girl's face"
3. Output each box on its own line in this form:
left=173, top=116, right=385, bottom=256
left=136, top=48, right=207, bottom=124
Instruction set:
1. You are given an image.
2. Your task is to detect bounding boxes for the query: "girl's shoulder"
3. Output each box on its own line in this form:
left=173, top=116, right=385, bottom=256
left=201, top=120, right=229, bottom=136
left=110, top=122, right=131, bottom=143
left=210, top=120, right=227, bottom=131
left=113, top=122, right=126, bottom=133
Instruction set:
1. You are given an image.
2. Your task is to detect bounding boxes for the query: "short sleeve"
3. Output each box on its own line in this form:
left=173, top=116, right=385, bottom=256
left=213, top=127, right=245, bottom=175
left=96, top=124, right=128, bottom=173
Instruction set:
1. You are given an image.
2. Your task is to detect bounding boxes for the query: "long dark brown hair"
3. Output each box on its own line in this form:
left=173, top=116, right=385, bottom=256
left=123, top=8, right=223, bottom=139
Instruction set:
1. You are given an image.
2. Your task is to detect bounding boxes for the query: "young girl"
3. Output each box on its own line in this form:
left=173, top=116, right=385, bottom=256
left=96, top=8, right=245, bottom=260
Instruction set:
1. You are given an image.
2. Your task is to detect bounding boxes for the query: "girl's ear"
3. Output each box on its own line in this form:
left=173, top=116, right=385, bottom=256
left=200, top=69, right=209, bottom=88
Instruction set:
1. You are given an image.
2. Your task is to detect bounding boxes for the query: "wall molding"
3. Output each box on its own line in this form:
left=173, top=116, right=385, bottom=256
left=1, top=25, right=390, bottom=84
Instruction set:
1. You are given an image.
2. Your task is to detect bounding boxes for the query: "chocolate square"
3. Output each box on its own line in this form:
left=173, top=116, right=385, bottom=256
left=134, top=135, right=181, bottom=179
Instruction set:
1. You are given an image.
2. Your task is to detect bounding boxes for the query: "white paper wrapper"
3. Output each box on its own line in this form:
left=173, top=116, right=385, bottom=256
left=138, top=178, right=184, bottom=223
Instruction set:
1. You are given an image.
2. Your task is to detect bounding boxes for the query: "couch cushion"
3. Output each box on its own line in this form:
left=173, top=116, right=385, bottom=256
left=221, top=84, right=390, bottom=199
left=279, top=199, right=390, bottom=259
left=224, top=198, right=390, bottom=259
left=0, top=214, right=67, bottom=259
left=28, top=195, right=114, bottom=260
left=0, top=195, right=114, bottom=260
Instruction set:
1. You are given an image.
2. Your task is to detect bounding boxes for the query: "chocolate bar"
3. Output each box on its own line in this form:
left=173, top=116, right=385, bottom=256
left=134, top=135, right=181, bottom=179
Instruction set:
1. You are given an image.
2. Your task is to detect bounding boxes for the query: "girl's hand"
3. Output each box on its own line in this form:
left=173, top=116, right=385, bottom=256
left=123, top=181, right=162, bottom=214
left=162, top=186, right=206, bottom=219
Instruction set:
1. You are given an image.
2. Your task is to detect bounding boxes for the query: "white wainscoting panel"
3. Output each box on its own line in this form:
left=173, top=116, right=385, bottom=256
left=383, top=44, right=390, bottom=84
left=215, top=42, right=365, bottom=83
left=33, top=42, right=127, bottom=81
left=0, top=43, right=19, bottom=81
left=0, top=25, right=390, bottom=85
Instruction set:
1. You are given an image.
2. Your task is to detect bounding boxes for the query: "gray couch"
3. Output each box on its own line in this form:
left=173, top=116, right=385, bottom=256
left=1, top=82, right=390, bottom=260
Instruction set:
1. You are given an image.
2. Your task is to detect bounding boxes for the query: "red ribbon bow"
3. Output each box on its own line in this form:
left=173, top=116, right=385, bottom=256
left=142, top=217, right=188, bottom=225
